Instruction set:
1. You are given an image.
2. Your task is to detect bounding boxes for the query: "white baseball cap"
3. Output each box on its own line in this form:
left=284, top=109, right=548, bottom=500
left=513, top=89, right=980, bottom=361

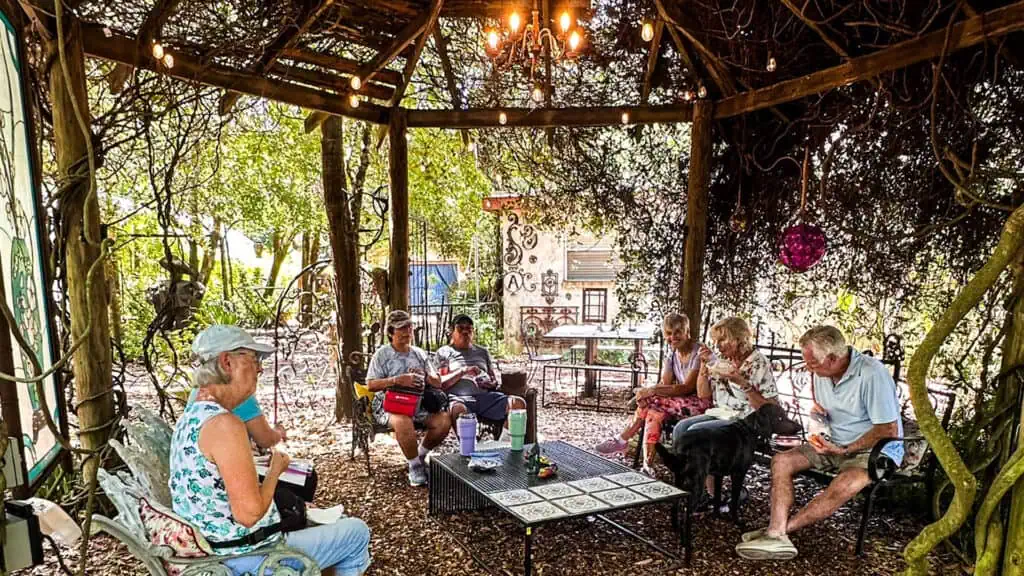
left=192, top=325, right=275, bottom=363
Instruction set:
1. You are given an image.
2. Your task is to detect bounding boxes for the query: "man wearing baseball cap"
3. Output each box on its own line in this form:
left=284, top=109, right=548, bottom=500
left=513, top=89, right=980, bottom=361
left=187, top=324, right=286, bottom=449
left=365, top=310, right=451, bottom=486
left=436, top=314, right=526, bottom=437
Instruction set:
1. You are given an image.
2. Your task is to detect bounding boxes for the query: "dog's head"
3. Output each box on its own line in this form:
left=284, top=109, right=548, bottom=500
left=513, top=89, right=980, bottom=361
left=655, top=442, right=683, bottom=472
left=743, top=403, right=802, bottom=438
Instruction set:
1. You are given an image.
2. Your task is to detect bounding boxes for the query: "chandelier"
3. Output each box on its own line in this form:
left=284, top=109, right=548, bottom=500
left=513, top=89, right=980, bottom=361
left=483, top=1, right=585, bottom=104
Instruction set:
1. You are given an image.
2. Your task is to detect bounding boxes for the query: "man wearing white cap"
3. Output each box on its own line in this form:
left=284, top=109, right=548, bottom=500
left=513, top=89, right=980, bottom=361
left=187, top=324, right=285, bottom=449
left=365, top=310, right=451, bottom=487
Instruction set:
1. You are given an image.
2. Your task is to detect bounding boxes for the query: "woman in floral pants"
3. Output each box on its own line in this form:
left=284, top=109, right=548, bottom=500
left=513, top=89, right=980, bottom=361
left=595, top=313, right=711, bottom=475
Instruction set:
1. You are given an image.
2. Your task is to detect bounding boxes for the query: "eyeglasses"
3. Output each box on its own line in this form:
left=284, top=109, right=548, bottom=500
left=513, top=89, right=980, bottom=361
left=233, top=350, right=265, bottom=373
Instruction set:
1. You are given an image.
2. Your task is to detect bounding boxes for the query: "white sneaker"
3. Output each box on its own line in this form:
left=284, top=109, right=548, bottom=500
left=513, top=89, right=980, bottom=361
left=640, top=464, right=657, bottom=478
left=408, top=463, right=427, bottom=487
left=735, top=534, right=797, bottom=560
left=499, top=428, right=512, bottom=442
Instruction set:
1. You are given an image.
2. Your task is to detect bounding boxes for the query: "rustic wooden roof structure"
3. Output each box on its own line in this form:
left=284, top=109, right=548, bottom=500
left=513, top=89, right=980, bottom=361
left=16, top=0, right=1024, bottom=130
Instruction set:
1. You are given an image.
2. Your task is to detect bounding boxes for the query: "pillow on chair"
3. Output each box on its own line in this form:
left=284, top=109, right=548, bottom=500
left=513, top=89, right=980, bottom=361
left=139, top=497, right=214, bottom=575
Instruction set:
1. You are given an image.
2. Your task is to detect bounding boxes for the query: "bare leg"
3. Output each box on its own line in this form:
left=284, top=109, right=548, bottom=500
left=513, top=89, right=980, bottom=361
left=786, top=468, right=871, bottom=534
left=421, top=411, right=451, bottom=451
left=389, top=414, right=418, bottom=460
left=449, top=401, right=467, bottom=437
left=767, top=450, right=813, bottom=537
left=621, top=418, right=645, bottom=441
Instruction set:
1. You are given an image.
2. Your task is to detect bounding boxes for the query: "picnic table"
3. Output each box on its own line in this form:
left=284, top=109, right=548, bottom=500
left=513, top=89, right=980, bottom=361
left=544, top=324, right=656, bottom=397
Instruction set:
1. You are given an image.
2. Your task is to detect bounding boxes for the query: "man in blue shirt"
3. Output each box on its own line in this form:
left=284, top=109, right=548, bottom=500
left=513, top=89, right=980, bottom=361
left=736, top=326, right=903, bottom=561
left=187, top=324, right=286, bottom=449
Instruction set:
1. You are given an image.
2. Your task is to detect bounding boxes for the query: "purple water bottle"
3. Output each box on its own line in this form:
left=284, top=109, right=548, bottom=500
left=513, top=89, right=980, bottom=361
left=458, top=413, right=477, bottom=456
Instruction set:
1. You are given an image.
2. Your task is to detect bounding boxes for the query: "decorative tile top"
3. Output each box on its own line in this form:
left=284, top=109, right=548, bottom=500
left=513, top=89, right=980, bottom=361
left=567, top=477, right=620, bottom=493
left=592, top=488, right=649, bottom=507
left=551, top=494, right=610, bottom=515
left=604, top=472, right=657, bottom=487
left=489, top=489, right=543, bottom=507
left=629, top=481, right=685, bottom=500
left=529, top=483, right=583, bottom=500
left=507, top=501, right=568, bottom=523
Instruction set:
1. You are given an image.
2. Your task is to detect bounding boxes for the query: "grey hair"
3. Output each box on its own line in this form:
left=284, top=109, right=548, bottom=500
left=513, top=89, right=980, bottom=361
left=193, top=355, right=229, bottom=388
left=799, top=325, right=847, bottom=362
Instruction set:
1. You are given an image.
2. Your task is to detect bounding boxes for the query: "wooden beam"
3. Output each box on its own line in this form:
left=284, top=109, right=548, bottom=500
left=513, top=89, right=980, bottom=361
left=653, top=0, right=701, bottom=86
left=79, top=24, right=389, bottom=124
left=220, top=0, right=336, bottom=114
left=270, top=63, right=393, bottom=100
left=681, top=100, right=711, bottom=334
left=355, top=8, right=435, bottom=86
left=433, top=28, right=469, bottom=145
left=388, top=110, right=410, bottom=312
left=282, top=48, right=403, bottom=86
left=406, top=104, right=694, bottom=128
left=640, top=20, right=665, bottom=104
left=715, top=1, right=1024, bottom=118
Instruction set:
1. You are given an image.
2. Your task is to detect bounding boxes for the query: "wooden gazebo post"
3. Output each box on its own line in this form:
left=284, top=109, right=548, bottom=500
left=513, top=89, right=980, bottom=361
left=48, top=17, right=114, bottom=482
left=680, top=100, right=712, bottom=334
left=388, top=109, right=410, bottom=312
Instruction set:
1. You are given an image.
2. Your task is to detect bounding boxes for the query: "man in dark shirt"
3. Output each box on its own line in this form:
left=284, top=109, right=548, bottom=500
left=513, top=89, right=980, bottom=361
left=436, top=314, right=526, bottom=436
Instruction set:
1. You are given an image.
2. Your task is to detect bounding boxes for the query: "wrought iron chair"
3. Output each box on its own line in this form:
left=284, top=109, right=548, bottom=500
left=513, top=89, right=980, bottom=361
left=520, top=321, right=563, bottom=389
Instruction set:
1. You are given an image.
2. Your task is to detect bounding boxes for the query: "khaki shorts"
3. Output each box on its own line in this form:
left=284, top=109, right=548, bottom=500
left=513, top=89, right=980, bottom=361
left=795, top=443, right=870, bottom=473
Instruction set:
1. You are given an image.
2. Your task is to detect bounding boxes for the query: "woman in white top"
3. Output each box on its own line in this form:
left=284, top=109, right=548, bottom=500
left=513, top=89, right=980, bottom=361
left=596, top=313, right=712, bottom=475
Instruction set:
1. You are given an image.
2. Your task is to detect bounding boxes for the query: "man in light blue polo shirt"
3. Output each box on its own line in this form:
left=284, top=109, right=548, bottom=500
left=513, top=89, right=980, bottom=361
left=185, top=325, right=287, bottom=449
left=736, top=325, right=902, bottom=561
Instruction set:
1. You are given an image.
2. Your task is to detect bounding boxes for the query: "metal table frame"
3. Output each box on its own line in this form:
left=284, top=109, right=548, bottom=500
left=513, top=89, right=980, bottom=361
left=428, top=441, right=692, bottom=575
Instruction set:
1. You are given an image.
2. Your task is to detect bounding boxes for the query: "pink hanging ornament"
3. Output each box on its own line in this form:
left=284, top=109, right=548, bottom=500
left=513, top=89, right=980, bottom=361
left=779, top=146, right=827, bottom=272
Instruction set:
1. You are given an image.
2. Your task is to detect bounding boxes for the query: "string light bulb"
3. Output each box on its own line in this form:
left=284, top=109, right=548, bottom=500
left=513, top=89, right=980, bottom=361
left=568, top=29, right=582, bottom=52
left=350, top=76, right=362, bottom=91
left=560, top=10, right=572, bottom=33
left=641, top=21, right=655, bottom=42
left=697, top=84, right=707, bottom=98
left=531, top=83, right=544, bottom=103
left=486, top=28, right=501, bottom=53
left=509, top=11, right=521, bottom=34
left=682, top=90, right=694, bottom=101
left=152, top=41, right=165, bottom=60
left=348, top=93, right=360, bottom=108
left=767, top=55, right=777, bottom=72
left=162, top=53, right=174, bottom=69
left=498, top=111, right=508, bottom=125
left=621, top=111, right=630, bottom=125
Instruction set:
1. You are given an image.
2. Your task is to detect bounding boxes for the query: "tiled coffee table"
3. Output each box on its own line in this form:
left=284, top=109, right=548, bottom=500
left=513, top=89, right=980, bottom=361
left=428, top=441, right=690, bottom=575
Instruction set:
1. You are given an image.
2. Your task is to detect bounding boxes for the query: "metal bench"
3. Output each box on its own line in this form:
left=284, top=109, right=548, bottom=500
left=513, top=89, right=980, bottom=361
left=93, top=407, right=319, bottom=575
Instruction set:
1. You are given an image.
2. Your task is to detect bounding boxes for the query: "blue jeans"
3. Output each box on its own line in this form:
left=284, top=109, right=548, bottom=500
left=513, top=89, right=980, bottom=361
left=224, top=518, right=371, bottom=575
left=671, top=414, right=731, bottom=447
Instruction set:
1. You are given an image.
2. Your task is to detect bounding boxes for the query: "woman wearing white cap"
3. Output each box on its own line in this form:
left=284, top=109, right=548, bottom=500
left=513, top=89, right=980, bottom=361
left=170, top=324, right=371, bottom=575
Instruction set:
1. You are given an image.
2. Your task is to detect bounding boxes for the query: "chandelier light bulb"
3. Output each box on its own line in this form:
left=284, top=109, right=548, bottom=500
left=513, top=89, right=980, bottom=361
left=162, top=53, right=174, bottom=69
left=560, top=10, right=572, bottom=33
left=621, top=111, right=630, bottom=125
left=698, top=84, right=707, bottom=98
left=568, top=29, right=582, bottom=52
left=348, top=93, right=360, bottom=108
left=767, top=55, right=777, bottom=72
left=531, top=84, right=544, bottom=103
left=499, top=111, right=508, bottom=125
left=509, top=11, right=521, bottom=33
left=641, top=21, right=655, bottom=42
left=152, top=41, right=165, bottom=60
left=350, top=76, right=362, bottom=91
left=486, top=28, right=501, bottom=52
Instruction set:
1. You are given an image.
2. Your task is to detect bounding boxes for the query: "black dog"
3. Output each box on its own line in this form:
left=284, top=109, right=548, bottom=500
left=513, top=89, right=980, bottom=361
left=655, top=403, right=802, bottom=525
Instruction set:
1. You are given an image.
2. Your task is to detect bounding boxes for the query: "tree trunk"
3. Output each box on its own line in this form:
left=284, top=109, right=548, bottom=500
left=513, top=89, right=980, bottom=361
left=388, top=110, right=409, bottom=312
left=298, top=231, right=320, bottom=327
left=263, top=230, right=291, bottom=302
left=680, top=101, right=711, bottom=335
left=220, top=223, right=231, bottom=301
left=199, top=217, right=222, bottom=287
left=105, top=255, right=122, bottom=349
left=902, top=203, right=1024, bottom=575
left=322, top=116, right=358, bottom=422
left=48, top=19, right=114, bottom=487
left=999, top=258, right=1024, bottom=576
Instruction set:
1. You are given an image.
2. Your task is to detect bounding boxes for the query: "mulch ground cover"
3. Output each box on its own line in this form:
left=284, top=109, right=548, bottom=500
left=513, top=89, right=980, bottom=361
left=15, top=341, right=961, bottom=576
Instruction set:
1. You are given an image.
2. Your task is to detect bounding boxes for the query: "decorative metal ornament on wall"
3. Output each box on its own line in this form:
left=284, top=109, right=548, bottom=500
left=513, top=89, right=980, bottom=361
left=540, top=269, right=559, bottom=305
left=503, top=212, right=538, bottom=295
